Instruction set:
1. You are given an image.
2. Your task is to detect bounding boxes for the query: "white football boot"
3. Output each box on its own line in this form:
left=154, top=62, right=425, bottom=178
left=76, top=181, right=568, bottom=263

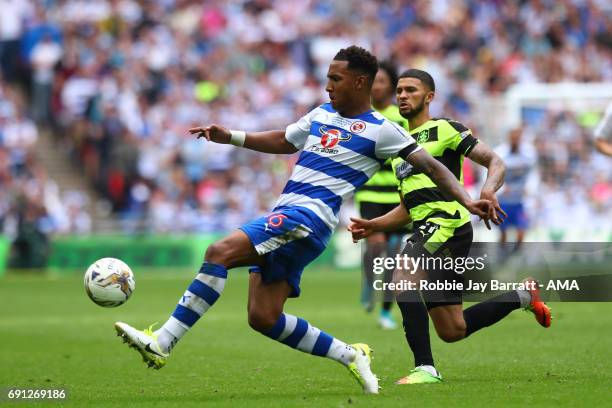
left=114, top=322, right=168, bottom=369
left=347, top=343, right=379, bottom=394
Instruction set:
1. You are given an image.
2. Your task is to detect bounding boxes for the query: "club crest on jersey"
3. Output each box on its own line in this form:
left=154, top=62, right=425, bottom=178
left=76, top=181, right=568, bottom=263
left=319, top=126, right=351, bottom=148
left=265, top=213, right=287, bottom=231
left=416, top=129, right=429, bottom=144
left=350, top=121, right=366, bottom=133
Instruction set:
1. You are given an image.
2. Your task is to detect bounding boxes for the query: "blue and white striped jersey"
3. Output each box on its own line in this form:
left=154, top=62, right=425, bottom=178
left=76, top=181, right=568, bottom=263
left=273, top=103, right=420, bottom=237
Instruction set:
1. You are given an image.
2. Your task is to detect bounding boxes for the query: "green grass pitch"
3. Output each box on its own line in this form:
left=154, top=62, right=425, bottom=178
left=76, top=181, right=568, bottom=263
left=0, top=268, right=610, bottom=407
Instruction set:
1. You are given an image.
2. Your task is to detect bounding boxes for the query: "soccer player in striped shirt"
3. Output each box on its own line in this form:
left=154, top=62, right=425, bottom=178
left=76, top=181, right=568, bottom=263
left=114, top=47, right=492, bottom=394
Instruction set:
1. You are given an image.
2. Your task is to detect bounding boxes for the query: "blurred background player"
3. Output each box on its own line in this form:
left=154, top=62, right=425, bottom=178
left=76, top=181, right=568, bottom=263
left=594, top=101, right=612, bottom=157
left=354, top=61, right=409, bottom=329
left=495, top=127, right=536, bottom=252
left=350, top=69, right=551, bottom=385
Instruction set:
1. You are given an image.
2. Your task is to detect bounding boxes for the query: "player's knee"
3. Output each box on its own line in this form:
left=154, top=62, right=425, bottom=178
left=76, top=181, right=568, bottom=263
left=247, top=308, right=280, bottom=333
left=205, top=240, right=233, bottom=265
left=392, top=271, right=415, bottom=300
left=391, top=270, right=405, bottom=287
left=436, top=322, right=466, bottom=343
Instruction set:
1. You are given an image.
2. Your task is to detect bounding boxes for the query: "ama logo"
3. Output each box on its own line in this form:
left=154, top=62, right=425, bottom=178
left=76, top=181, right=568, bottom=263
left=320, top=126, right=352, bottom=148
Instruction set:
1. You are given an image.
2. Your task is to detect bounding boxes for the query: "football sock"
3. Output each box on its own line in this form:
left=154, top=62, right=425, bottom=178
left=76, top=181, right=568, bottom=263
left=516, top=288, right=532, bottom=307
left=416, top=365, right=439, bottom=377
left=463, top=291, right=521, bottom=337
left=156, top=262, right=227, bottom=353
left=396, top=291, right=435, bottom=367
left=264, top=313, right=356, bottom=365
left=382, top=301, right=393, bottom=312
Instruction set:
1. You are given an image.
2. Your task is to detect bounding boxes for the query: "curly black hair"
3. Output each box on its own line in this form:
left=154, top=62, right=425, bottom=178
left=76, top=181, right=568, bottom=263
left=399, top=69, right=436, bottom=92
left=378, top=60, right=399, bottom=89
left=333, top=45, right=378, bottom=83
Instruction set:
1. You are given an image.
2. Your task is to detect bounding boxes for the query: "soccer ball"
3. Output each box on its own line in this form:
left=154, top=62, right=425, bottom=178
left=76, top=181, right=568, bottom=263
left=84, top=258, right=135, bottom=307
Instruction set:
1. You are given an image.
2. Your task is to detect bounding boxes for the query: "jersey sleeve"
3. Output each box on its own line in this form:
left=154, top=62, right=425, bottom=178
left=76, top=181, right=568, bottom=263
left=375, top=120, right=421, bottom=159
left=446, top=119, right=479, bottom=155
left=285, top=107, right=319, bottom=150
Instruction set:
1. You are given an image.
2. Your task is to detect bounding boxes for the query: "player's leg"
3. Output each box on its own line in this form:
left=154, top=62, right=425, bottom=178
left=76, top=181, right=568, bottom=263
left=394, top=264, right=439, bottom=384
left=426, top=218, right=548, bottom=338
left=427, top=215, right=550, bottom=343
left=114, top=230, right=263, bottom=367
left=154, top=230, right=263, bottom=351
left=246, top=271, right=291, bottom=331
left=362, top=233, right=386, bottom=311
left=426, top=304, right=465, bottom=342
left=498, top=201, right=512, bottom=249
left=358, top=202, right=387, bottom=312
left=514, top=202, right=528, bottom=251
left=424, top=222, right=524, bottom=341
left=393, top=224, right=441, bottom=383
left=248, top=266, right=379, bottom=393
left=499, top=202, right=526, bottom=254
left=516, top=228, right=525, bottom=247
left=463, top=277, right=551, bottom=332
left=500, top=229, right=508, bottom=245
left=394, top=222, right=469, bottom=384
left=428, top=279, right=549, bottom=343
left=248, top=272, right=352, bottom=360
left=379, top=232, right=404, bottom=329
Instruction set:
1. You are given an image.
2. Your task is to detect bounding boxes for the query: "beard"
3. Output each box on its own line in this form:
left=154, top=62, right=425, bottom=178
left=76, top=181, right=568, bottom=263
left=402, top=98, right=426, bottom=119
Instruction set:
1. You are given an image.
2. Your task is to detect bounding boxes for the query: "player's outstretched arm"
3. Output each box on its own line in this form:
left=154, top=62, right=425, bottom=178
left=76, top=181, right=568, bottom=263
left=467, top=142, right=507, bottom=225
left=189, top=124, right=298, bottom=154
left=404, top=149, right=494, bottom=229
left=348, top=202, right=411, bottom=242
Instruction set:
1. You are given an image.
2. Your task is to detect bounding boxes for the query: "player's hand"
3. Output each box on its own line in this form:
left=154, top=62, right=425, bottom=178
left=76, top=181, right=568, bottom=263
left=189, top=124, right=231, bottom=144
left=465, top=199, right=494, bottom=230
left=348, top=217, right=375, bottom=243
left=480, top=190, right=507, bottom=226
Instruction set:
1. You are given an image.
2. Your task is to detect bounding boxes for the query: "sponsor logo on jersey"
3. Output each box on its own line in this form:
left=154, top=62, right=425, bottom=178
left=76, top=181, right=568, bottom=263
left=394, top=160, right=414, bottom=180
left=460, top=130, right=471, bottom=139
left=350, top=121, right=366, bottom=133
left=319, top=126, right=352, bottom=148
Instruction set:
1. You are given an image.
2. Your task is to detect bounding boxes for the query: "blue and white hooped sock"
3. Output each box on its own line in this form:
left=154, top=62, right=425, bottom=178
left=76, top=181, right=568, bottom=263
left=156, top=262, right=227, bottom=353
left=264, top=313, right=356, bottom=365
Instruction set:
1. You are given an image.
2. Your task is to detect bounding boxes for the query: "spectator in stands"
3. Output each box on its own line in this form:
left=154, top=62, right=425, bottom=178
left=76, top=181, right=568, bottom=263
left=0, top=0, right=607, bottom=237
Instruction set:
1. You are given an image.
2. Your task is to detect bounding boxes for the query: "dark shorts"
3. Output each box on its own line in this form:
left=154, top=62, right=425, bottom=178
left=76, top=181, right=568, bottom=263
left=400, top=221, right=473, bottom=309
left=499, top=202, right=528, bottom=230
left=359, top=201, right=411, bottom=236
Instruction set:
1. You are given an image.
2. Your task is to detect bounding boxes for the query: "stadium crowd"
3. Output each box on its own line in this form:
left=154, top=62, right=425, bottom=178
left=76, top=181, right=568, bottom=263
left=1, top=0, right=610, bottom=237
left=0, top=76, right=91, bottom=266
